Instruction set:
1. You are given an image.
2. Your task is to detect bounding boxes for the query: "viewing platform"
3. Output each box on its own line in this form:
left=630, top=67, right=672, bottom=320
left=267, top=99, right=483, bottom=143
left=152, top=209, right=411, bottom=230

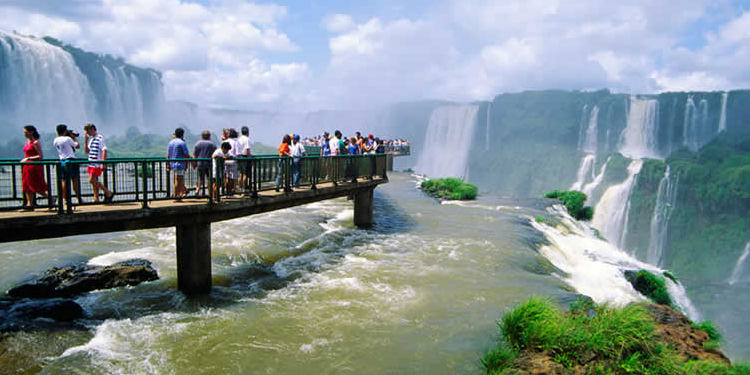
left=0, top=153, right=389, bottom=294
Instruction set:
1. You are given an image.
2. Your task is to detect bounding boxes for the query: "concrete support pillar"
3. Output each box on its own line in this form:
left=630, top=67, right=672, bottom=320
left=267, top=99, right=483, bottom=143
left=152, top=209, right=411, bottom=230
left=353, top=188, right=374, bottom=228
left=176, top=221, right=212, bottom=294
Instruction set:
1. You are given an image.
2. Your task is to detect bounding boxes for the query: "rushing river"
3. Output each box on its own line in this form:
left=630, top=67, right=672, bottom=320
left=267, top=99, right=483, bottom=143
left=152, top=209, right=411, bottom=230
left=0, top=173, right=731, bottom=373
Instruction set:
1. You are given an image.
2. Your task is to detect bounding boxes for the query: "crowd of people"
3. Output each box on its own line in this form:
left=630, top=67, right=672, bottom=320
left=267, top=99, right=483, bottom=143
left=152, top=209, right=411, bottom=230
left=17, top=124, right=409, bottom=210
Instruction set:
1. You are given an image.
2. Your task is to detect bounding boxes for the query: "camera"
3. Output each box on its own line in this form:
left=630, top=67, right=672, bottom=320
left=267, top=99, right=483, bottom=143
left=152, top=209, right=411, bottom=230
left=66, top=130, right=79, bottom=138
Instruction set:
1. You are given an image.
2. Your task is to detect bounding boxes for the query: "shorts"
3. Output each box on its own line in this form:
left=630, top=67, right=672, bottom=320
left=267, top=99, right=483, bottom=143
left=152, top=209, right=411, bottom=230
left=197, top=166, right=210, bottom=180
left=225, top=162, right=238, bottom=180
left=61, top=160, right=80, bottom=180
left=87, top=166, right=102, bottom=178
left=238, top=157, right=251, bottom=174
left=172, top=169, right=185, bottom=176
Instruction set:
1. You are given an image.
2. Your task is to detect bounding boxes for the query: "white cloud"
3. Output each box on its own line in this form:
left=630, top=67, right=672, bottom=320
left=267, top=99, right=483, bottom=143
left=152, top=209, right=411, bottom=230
left=322, top=14, right=356, bottom=33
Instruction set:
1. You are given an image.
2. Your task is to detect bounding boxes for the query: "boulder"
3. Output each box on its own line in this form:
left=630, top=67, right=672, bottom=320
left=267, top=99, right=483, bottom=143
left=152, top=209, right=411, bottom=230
left=0, top=297, right=85, bottom=332
left=7, top=259, right=158, bottom=298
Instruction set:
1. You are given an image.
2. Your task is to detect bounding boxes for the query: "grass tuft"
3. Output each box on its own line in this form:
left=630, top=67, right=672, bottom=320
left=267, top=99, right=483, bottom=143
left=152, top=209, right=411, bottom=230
left=544, top=190, right=594, bottom=221
left=421, top=177, right=478, bottom=200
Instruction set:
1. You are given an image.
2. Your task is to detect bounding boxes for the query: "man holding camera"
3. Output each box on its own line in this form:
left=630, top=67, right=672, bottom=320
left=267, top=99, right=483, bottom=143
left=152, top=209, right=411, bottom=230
left=53, top=124, right=82, bottom=206
left=84, top=123, right=114, bottom=203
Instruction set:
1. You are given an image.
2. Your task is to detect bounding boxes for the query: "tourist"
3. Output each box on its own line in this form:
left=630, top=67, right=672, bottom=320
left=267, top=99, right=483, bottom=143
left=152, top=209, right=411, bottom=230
left=329, top=131, right=340, bottom=156
left=348, top=136, right=358, bottom=155
left=20, top=125, right=49, bottom=210
left=225, top=128, right=239, bottom=195
left=364, top=134, right=375, bottom=154
left=275, top=134, right=291, bottom=192
left=237, top=126, right=252, bottom=192
left=84, top=123, right=114, bottom=203
left=212, top=141, right=232, bottom=199
left=320, top=132, right=331, bottom=156
left=167, top=127, right=191, bottom=201
left=335, top=130, right=347, bottom=155
left=290, top=134, right=307, bottom=187
left=193, top=130, right=216, bottom=196
left=53, top=124, right=82, bottom=205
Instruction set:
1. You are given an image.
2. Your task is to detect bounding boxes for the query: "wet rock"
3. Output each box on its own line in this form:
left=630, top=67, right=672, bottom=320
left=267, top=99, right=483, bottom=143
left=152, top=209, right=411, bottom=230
left=7, top=259, right=159, bottom=298
left=646, top=304, right=730, bottom=364
left=0, top=297, right=85, bottom=332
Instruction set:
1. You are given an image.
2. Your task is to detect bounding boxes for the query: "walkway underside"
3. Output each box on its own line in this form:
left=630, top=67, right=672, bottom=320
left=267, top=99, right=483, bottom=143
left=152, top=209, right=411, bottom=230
left=0, top=178, right=386, bottom=243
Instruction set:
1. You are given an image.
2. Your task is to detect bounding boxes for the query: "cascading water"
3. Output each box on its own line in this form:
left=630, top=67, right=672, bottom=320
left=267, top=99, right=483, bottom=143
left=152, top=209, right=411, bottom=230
left=570, top=154, right=595, bottom=191
left=683, top=96, right=712, bottom=152
left=576, top=104, right=589, bottom=151
left=0, top=31, right=95, bottom=128
left=0, top=29, right=164, bottom=132
left=718, top=92, right=728, bottom=133
left=592, top=160, right=643, bottom=250
left=485, top=102, right=492, bottom=151
left=619, top=97, right=660, bottom=159
left=728, top=240, right=750, bottom=285
left=415, top=104, right=479, bottom=179
left=581, top=156, right=610, bottom=197
left=532, top=205, right=700, bottom=318
left=646, top=166, right=679, bottom=266
left=570, top=106, right=599, bottom=191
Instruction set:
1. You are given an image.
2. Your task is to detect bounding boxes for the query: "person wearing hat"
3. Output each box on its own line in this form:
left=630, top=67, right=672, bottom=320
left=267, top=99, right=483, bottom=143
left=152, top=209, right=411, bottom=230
left=290, top=133, right=307, bottom=187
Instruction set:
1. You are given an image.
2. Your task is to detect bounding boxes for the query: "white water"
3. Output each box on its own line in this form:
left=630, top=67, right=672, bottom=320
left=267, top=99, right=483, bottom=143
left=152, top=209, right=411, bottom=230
left=570, top=154, right=595, bottom=191
left=619, top=97, right=660, bottom=159
left=646, top=166, right=679, bottom=266
left=683, top=96, right=711, bottom=152
left=718, top=92, right=728, bottom=133
left=728, top=241, right=750, bottom=285
left=581, top=156, right=610, bottom=198
left=532, top=205, right=700, bottom=318
left=0, top=31, right=95, bottom=128
left=485, top=102, right=492, bottom=151
left=577, top=104, right=589, bottom=151
left=581, top=105, right=599, bottom=153
left=415, top=104, right=479, bottom=178
left=592, top=160, right=643, bottom=250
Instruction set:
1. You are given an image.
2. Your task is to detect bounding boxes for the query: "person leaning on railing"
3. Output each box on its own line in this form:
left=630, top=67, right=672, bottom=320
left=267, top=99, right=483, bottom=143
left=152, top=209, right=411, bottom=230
left=275, top=134, right=292, bottom=192
left=53, top=124, right=83, bottom=206
left=193, top=130, right=216, bottom=196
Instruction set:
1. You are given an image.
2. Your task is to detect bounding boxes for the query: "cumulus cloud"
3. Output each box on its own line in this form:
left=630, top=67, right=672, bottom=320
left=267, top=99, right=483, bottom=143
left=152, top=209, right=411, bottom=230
left=1, top=0, right=748, bottom=111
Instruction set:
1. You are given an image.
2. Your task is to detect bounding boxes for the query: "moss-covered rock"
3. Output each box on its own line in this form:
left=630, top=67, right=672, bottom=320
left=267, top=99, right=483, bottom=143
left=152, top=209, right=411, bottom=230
left=420, top=177, right=478, bottom=200
left=544, top=190, right=594, bottom=221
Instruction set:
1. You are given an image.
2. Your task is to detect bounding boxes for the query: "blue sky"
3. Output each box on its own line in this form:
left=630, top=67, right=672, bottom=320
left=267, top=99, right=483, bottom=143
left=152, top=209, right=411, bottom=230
left=2, top=0, right=750, bottom=110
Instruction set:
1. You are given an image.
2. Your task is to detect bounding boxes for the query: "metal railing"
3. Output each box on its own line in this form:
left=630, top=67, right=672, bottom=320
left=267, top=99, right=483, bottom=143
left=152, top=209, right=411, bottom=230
left=0, top=153, right=388, bottom=213
left=301, top=145, right=409, bottom=156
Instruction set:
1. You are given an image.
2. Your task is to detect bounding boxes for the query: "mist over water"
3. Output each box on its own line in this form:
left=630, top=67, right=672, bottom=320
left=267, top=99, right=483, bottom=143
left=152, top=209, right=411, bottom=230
left=414, top=104, right=479, bottom=179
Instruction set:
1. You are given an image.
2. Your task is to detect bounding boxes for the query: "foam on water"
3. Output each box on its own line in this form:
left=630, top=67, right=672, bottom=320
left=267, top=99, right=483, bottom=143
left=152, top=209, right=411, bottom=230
left=532, top=205, right=699, bottom=319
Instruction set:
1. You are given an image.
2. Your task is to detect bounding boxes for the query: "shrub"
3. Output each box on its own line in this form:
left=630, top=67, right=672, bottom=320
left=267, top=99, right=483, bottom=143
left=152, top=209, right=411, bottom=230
left=544, top=190, right=593, bottom=221
left=692, top=320, right=723, bottom=343
left=420, top=177, right=478, bottom=200
left=625, top=270, right=673, bottom=307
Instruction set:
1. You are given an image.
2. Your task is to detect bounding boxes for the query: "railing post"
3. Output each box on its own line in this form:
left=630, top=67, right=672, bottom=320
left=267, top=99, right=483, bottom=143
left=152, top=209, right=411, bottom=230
left=133, top=162, right=140, bottom=203
left=56, top=163, right=64, bottom=214
left=64, top=166, right=73, bottom=214
left=370, top=154, right=376, bottom=180
left=382, top=154, right=387, bottom=179
left=11, top=165, right=17, bottom=200
left=311, top=157, right=317, bottom=190
left=284, top=157, right=292, bottom=192
left=142, top=161, right=149, bottom=209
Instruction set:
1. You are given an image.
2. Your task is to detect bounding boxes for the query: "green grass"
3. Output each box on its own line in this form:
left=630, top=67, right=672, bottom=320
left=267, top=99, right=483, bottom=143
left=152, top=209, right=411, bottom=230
left=482, top=297, right=690, bottom=375
left=420, top=177, right=478, bottom=200
left=544, top=190, right=594, bottom=220
left=682, top=360, right=750, bottom=375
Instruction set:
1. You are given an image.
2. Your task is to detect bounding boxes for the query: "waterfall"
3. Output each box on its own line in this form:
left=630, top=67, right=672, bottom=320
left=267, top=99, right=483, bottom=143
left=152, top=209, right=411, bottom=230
left=0, top=31, right=95, bottom=128
left=592, top=159, right=643, bottom=250
left=415, top=104, right=479, bottom=179
left=577, top=105, right=589, bottom=151
left=582, top=106, right=599, bottom=153
left=582, top=156, right=610, bottom=197
left=683, top=96, right=712, bottom=152
left=570, top=154, right=595, bottom=191
left=718, top=92, right=728, bottom=133
left=618, top=97, right=660, bottom=159
left=728, top=241, right=750, bottom=285
left=485, top=102, right=492, bottom=151
left=646, top=166, right=679, bottom=266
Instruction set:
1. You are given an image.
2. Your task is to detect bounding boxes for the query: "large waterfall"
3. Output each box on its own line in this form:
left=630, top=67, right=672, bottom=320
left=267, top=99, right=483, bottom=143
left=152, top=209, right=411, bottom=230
left=415, top=104, right=479, bottom=179
left=0, top=31, right=95, bottom=129
left=592, top=159, right=643, bottom=250
left=718, top=92, right=728, bottom=133
left=619, top=97, right=659, bottom=159
left=570, top=105, right=599, bottom=191
left=0, top=30, right=164, bottom=132
left=646, top=166, right=679, bottom=266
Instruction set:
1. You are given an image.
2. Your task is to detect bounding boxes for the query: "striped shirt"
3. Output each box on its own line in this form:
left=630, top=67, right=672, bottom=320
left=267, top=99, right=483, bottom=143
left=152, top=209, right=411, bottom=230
left=87, top=134, right=106, bottom=167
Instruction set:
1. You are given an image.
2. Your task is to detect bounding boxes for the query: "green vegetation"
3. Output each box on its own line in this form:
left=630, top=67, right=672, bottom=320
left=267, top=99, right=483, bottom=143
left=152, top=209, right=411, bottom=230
left=482, top=297, right=749, bottom=375
left=420, top=177, right=478, bottom=200
left=625, top=270, right=673, bottom=307
left=483, top=297, right=680, bottom=374
left=693, top=320, right=723, bottom=351
left=544, top=190, right=594, bottom=220
left=662, top=271, right=678, bottom=282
